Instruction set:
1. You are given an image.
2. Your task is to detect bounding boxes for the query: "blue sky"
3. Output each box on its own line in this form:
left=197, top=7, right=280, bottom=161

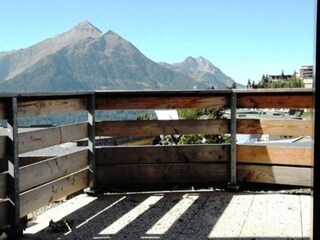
left=0, top=0, right=315, bottom=84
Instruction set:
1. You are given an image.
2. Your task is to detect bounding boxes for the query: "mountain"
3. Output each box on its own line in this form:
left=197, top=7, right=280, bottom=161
left=0, top=21, right=238, bottom=92
left=160, top=56, right=241, bottom=89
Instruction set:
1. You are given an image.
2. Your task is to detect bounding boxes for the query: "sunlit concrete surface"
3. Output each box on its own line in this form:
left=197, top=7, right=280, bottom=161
left=19, top=191, right=311, bottom=240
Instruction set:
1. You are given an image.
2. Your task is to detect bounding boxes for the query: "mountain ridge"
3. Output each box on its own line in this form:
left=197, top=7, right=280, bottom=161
left=0, top=21, right=241, bottom=92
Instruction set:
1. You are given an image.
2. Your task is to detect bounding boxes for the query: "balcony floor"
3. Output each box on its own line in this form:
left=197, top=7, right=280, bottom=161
left=21, top=190, right=311, bottom=240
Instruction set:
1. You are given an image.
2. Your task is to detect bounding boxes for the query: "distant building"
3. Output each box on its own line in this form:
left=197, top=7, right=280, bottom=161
left=268, top=73, right=293, bottom=82
left=300, top=65, right=313, bottom=79
left=299, top=65, right=313, bottom=88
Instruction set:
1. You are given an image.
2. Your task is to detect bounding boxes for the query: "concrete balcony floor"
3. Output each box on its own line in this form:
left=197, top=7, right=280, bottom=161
left=21, top=190, right=311, bottom=240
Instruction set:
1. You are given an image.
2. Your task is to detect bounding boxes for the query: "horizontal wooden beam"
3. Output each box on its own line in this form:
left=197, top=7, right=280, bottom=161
left=237, top=164, right=312, bottom=186
left=20, top=150, right=88, bottom=192
left=17, top=98, right=87, bottom=118
left=20, top=156, right=55, bottom=167
left=0, top=172, right=7, bottom=199
left=97, top=163, right=229, bottom=188
left=18, top=122, right=88, bottom=154
left=237, top=92, right=313, bottom=108
left=237, top=119, right=313, bottom=136
left=0, top=101, right=4, bottom=120
left=20, top=169, right=88, bottom=217
left=0, top=199, right=9, bottom=228
left=97, top=144, right=230, bottom=165
left=96, top=119, right=230, bottom=137
left=96, top=95, right=229, bottom=110
left=237, top=145, right=312, bottom=166
left=0, top=136, right=6, bottom=162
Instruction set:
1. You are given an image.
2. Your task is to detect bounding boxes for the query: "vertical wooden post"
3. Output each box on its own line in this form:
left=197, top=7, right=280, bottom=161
left=84, top=93, right=97, bottom=195
left=227, top=91, right=238, bottom=189
left=6, top=97, right=25, bottom=238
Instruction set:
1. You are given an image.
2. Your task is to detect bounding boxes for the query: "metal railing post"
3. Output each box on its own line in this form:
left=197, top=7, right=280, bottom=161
left=227, top=91, right=239, bottom=190
left=5, top=97, right=26, bottom=238
left=84, top=93, right=98, bottom=195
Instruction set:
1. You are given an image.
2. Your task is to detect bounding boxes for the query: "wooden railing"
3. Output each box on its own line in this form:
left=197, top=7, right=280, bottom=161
left=0, top=89, right=313, bottom=236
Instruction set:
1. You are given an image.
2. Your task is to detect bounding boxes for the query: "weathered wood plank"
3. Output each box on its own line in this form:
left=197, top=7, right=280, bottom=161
left=20, top=156, right=55, bottom=167
left=97, top=163, right=229, bottom=187
left=237, top=119, right=313, bottom=136
left=96, top=95, right=229, bottom=110
left=0, top=136, right=6, bottom=173
left=0, top=199, right=9, bottom=228
left=237, top=164, right=312, bottom=186
left=237, top=145, right=312, bottom=166
left=0, top=101, right=4, bottom=120
left=20, top=169, right=88, bottom=217
left=237, top=92, right=313, bottom=108
left=0, top=136, right=6, bottom=164
left=18, top=122, right=88, bottom=154
left=0, top=172, right=7, bottom=199
left=96, top=119, right=230, bottom=137
left=97, top=144, right=230, bottom=165
left=17, top=98, right=87, bottom=118
left=0, top=158, right=6, bottom=174
left=20, top=150, right=88, bottom=192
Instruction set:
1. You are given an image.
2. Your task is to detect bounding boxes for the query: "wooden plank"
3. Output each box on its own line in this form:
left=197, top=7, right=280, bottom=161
left=20, top=169, right=88, bottom=217
left=17, top=98, right=87, bottom=118
left=0, top=200, right=9, bottom=228
left=20, top=156, right=55, bottom=167
left=0, top=101, right=4, bottom=120
left=0, top=158, right=6, bottom=174
left=97, top=144, right=230, bottom=165
left=237, top=164, right=312, bottom=186
left=97, top=163, right=229, bottom=187
left=96, top=95, right=229, bottom=110
left=96, top=119, right=230, bottom=137
left=18, top=122, right=88, bottom=154
left=0, top=172, right=7, bottom=199
left=237, top=92, right=313, bottom=108
left=237, top=145, right=312, bottom=166
left=120, top=138, right=154, bottom=146
left=237, top=119, right=313, bottom=136
left=20, top=150, right=88, bottom=192
left=0, top=136, right=6, bottom=164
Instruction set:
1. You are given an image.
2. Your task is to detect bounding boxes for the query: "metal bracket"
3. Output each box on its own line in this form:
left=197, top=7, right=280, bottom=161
left=83, top=187, right=101, bottom=197
left=5, top=217, right=28, bottom=240
left=226, top=182, right=240, bottom=192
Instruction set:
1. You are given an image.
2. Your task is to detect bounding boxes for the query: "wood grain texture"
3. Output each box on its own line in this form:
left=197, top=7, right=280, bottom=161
left=20, top=169, right=88, bottom=217
left=0, top=136, right=6, bottom=163
left=0, top=200, right=9, bottom=227
left=20, top=156, right=55, bottom=167
left=20, top=150, right=88, bottom=192
left=237, top=145, right=312, bottom=166
left=96, top=95, right=229, bottom=110
left=237, top=92, right=313, bottom=108
left=237, top=164, right=312, bottom=186
left=97, top=144, right=230, bottom=165
left=97, top=163, right=229, bottom=187
left=0, top=172, right=7, bottom=199
left=0, top=101, right=4, bottom=120
left=18, top=122, right=88, bottom=154
left=237, top=119, right=313, bottom=136
left=17, top=98, right=87, bottom=118
left=96, top=119, right=230, bottom=137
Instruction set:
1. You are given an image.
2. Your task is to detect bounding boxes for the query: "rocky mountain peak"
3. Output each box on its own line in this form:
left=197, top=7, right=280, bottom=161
left=72, top=20, right=102, bottom=36
left=182, top=56, right=215, bottom=74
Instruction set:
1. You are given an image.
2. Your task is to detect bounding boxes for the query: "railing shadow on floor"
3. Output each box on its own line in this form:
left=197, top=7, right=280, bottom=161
left=22, top=191, right=310, bottom=240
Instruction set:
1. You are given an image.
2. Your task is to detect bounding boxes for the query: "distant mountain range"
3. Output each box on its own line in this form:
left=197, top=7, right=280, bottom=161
left=0, top=20, right=242, bottom=92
